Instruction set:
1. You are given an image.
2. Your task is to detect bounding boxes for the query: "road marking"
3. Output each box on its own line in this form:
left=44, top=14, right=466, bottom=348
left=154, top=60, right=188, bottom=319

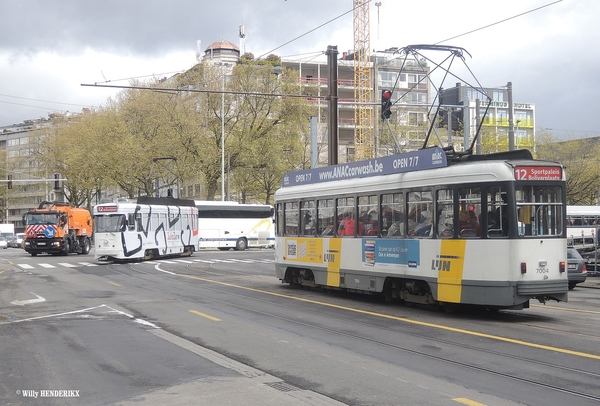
left=189, top=309, right=221, bottom=321
left=78, top=262, right=98, bottom=267
left=155, top=264, right=175, bottom=275
left=453, top=398, right=487, bottom=406
left=17, top=264, right=34, bottom=269
left=175, top=259, right=193, bottom=264
left=107, top=281, right=121, bottom=287
left=178, top=274, right=600, bottom=361
left=57, top=263, right=78, bottom=268
left=38, top=263, right=56, bottom=268
left=11, top=292, right=46, bottom=306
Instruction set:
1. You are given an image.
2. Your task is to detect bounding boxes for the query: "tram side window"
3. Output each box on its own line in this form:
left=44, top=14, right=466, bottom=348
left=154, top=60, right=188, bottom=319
left=300, top=200, right=315, bottom=236
left=516, top=186, right=563, bottom=237
left=284, top=202, right=299, bottom=236
left=407, top=191, right=433, bottom=237
left=358, top=195, right=378, bottom=236
left=337, top=197, right=355, bottom=237
left=458, top=188, right=482, bottom=238
left=276, top=204, right=284, bottom=236
left=317, top=199, right=335, bottom=236
left=437, top=189, right=454, bottom=238
left=487, top=187, right=508, bottom=237
left=381, top=193, right=405, bottom=237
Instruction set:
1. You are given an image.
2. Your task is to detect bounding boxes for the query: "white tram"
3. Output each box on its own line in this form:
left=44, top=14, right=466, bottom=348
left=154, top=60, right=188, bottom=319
left=93, top=197, right=199, bottom=261
left=274, top=148, right=569, bottom=310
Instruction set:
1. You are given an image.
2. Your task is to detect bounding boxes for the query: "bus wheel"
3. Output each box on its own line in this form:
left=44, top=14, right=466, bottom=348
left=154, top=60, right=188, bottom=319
left=234, top=238, right=247, bottom=251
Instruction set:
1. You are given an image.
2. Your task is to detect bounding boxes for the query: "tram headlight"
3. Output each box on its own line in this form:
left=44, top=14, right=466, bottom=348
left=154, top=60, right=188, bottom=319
left=521, top=262, right=527, bottom=274
left=559, top=261, right=565, bottom=273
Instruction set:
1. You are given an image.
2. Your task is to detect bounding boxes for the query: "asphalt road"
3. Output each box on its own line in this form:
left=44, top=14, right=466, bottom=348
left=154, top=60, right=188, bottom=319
left=1, top=247, right=599, bottom=406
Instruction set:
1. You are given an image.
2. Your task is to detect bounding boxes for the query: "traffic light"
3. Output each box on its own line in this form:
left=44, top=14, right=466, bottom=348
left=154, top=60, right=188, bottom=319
left=381, top=89, right=392, bottom=120
left=54, top=173, right=60, bottom=190
left=7, top=174, right=12, bottom=189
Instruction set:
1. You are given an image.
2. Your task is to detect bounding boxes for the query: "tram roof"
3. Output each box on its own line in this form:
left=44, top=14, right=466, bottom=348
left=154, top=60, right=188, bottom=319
left=276, top=149, right=563, bottom=199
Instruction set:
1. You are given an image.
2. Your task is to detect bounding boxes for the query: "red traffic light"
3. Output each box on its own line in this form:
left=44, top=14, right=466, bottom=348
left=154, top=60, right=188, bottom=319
left=381, top=89, right=392, bottom=120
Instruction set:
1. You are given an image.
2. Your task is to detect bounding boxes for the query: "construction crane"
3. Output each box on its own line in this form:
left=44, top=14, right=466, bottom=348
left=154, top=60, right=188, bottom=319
left=353, top=0, right=373, bottom=160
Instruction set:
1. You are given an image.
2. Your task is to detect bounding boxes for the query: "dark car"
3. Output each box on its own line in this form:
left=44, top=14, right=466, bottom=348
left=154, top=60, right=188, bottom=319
left=5, top=235, right=15, bottom=248
left=567, top=248, right=587, bottom=290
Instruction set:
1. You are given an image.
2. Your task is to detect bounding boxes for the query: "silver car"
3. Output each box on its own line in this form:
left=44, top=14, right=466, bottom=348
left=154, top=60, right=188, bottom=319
left=567, top=248, right=587, bottom=290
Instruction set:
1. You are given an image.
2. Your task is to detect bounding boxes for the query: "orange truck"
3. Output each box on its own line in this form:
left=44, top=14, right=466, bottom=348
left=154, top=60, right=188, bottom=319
left=23, top=201, right=93, bottom=256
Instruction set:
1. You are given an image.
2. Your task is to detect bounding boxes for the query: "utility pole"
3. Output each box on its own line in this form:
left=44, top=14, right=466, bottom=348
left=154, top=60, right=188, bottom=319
left=326, top=45, right=339, bottom=165
left=507, top=82, right=515, bottom=151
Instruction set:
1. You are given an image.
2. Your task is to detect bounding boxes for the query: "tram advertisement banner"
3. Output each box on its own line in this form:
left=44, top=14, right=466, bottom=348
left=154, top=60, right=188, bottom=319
left=284, top=238, right=323, bottom=263
left=362, top=239, right=420, bottom=269
left=282, top=147, right=447, bottom=187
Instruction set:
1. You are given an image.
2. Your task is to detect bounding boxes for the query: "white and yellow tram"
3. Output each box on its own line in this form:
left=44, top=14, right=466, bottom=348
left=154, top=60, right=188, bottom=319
left=93, top=197, right=199, bottom=261
left=274, top=148, right=568, bottom=310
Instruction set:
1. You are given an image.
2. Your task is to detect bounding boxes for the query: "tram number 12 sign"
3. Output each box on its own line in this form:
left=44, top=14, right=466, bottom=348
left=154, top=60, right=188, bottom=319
left=514, top=166, right=563, bottom=181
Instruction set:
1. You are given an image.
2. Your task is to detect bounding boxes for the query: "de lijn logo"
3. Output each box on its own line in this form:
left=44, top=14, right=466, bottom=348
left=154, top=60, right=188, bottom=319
left=43, top=226, right=56, bottom=238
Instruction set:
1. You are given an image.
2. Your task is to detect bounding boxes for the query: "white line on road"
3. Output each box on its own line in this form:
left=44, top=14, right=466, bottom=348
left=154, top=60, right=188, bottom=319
left=11, top=292, right=46, bottom=306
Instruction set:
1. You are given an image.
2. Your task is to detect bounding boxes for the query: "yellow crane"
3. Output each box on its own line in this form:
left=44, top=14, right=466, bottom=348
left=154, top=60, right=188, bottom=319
left=353, top=0, right=373, bottom=160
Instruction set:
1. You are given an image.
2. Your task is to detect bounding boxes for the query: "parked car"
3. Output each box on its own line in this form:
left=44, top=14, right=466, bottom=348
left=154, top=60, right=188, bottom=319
left=0, top=237, right=7, bottom=249
left=14, top=233, right=25, bottom=248
left=5, top=235, right=15, bottom=248
left=567, top=248, right=587, bottom=290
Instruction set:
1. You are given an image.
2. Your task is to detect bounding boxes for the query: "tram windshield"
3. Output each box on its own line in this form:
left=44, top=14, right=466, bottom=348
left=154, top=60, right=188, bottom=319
left=516, top=185, right=563, bottom=237
left=94, top=214, right=126, bottom=233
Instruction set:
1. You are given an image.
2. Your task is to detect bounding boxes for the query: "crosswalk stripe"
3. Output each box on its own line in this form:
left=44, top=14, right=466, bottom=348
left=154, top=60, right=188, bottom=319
left=57, top=263, right=78, bottom=268
left=77, top=262, right=98, bottom=267
left=38, top=263, right=56, bottom=268
left=17, top=264, right=34, bottom=269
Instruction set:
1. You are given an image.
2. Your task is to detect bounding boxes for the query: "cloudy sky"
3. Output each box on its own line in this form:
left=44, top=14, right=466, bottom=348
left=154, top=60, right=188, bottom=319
left=0, top=0, right=597, bottom=139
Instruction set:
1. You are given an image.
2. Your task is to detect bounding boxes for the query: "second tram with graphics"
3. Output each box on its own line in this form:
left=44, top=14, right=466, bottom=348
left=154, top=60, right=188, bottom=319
left=93, top=197, right=199, bottom=261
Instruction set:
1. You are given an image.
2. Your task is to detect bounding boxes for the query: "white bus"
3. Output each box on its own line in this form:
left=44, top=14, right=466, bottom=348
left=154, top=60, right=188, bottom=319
left=566, top=205, right=600, bottom=248
left=93, top=197, right=199, bottom=261
left=275, top=148, right=568, bottom=311
left=195, top=201, right=275, bottom=250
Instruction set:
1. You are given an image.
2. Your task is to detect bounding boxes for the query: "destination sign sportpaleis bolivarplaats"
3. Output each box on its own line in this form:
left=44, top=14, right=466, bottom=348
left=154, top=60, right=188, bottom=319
left=282, top=148, right=447, bottom=187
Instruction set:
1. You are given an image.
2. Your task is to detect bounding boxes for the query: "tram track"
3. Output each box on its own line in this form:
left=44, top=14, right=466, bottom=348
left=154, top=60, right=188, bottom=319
left=102, top=260, right=600, bottom=403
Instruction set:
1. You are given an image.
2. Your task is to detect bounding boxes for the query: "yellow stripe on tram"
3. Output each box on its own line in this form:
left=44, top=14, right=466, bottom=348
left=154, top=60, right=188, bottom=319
left=326, top=238, right=342, bottom=287
left=436, top=239, right=467, bottom=303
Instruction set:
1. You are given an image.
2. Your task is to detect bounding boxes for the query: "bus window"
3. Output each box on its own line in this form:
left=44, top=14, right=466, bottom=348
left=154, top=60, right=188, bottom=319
left=381, top=193, right=404, bottom=237
left=458, top=187, right=482, bottom=238
left=437, top=189, right=454, bottom=238
left=337, top=197, right=355, bottom=237
left=487, top=187, right=508, bottom=237
left=300, top=200, right=315, bottom=236
left=407, top=191, right=433, bottom=237
left=358, top=195, right=378, bottom=236
left=317, top=199, right=335, bottom=236
left=285, top=202, right=299, bottom=236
